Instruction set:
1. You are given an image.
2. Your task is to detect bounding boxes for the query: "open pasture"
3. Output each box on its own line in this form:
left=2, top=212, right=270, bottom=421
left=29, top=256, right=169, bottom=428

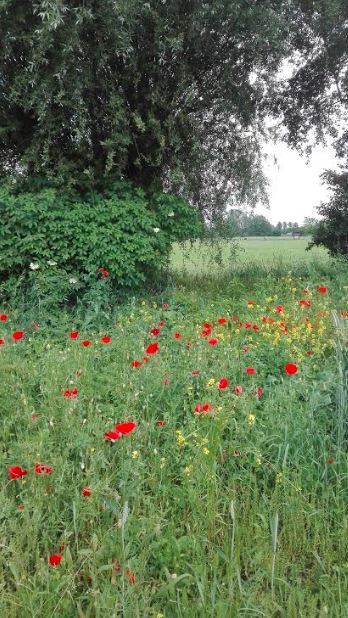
left=1, top=263, right=348, bottom=617
left=171, top=237, right=329, bottom=276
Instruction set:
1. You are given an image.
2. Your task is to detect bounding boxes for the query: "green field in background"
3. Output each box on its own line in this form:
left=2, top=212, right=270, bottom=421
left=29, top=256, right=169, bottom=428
left=171, top=236, right=329, bottom=274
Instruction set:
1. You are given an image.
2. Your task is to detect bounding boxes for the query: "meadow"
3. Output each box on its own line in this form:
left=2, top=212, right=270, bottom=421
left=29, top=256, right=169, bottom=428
left=1, top=240, right=348, bottom=617
left=170, top=237, right=329, bottom=277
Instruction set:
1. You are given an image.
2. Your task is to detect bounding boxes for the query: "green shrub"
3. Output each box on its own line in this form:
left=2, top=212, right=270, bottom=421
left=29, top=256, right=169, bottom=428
left=0, top=181, right=200, bottom=298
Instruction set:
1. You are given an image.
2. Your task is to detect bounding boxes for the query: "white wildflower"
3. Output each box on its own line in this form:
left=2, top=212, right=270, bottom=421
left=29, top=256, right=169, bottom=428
left=153, top=227, right=160, bottom=233
left=47, top=260, right=57, bottom=266
left=168, top=211, right=174, bottom=217
left=69, top=277, right=78, bottom=284
left=29, top=262, right=39, bottom=271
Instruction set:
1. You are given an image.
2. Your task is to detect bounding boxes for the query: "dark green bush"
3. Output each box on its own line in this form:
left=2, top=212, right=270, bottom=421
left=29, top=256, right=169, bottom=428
left=0, top=181, right=200, bottom=296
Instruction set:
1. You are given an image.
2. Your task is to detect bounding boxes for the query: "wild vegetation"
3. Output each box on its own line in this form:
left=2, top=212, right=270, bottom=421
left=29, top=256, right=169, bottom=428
left=1, top=244, right=348, bottom=617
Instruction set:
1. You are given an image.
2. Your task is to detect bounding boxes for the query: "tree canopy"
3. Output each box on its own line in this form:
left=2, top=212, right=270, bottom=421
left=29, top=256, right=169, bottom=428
left=0, top=0, right=347, bottom=234
left=0, top=0, right=293, bottom=216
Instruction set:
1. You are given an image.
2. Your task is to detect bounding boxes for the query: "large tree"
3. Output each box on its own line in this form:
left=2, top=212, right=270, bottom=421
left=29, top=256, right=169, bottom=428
left=273, top=0, right=348, bottom=254
left=0, top=0, right=293, bottom=216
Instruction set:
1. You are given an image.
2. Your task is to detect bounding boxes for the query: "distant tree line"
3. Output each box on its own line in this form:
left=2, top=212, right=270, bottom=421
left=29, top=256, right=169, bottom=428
left=209, top=211, right=319, bottom=238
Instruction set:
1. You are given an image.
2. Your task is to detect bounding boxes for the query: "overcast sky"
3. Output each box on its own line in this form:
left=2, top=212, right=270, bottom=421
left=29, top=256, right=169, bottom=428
left=254, top=139, right=338, bottom=225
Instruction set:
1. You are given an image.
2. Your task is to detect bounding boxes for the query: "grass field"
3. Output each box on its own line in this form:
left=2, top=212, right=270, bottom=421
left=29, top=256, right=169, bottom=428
left=171, top=237, right=329, bottom=276
left=1, top=240, right=348, bottom=617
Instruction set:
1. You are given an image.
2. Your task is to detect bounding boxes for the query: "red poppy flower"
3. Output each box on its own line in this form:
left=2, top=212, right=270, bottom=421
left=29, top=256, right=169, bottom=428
left=146, top=342, right=159, bottom=355
left=31, top=413, right=39, bottom=420
left=81, top=340, right=91, bottom=347
left=234, top=385, right=243, bottom=395
left=151, top=327, right=160, bottom=336
left=131, top=360, right=142, bottom=368
left=69, top=330, right=79, bottom=339
left=218, top=317, right=227, bottom=324
left=218, top=377, right=229, bottom=390
left=35, top=464, right=53, bottom=475
left=98, top=266, right=109, bottom=279
left=164, top=377, right=169, bottom=385
left=191, top=371, right=200, bottom=375
left=156, top=420, right=166, bottom=426
left=185, top=341, right=190, bottom=347
left=173, top=332, right=181, bottom=339
left=208, top=338, right=218, bottom=346
left=12, top=331, right=24, bottom=341
left=245, top=322, right=252, bottom=329
left=246, top=367, right=256, bottom=375
left=325, top=458, right=334, bottom=465
left=115, top=422, right=136, bottom=435
left=194, top=403, right=214, bottom=414
left=285, top=363, right=298, bottom=375
left=100, top=336, right=111, bottom=344
left=275, top=305, right=284, bottom=313
left=8, top=465, right=28, bottom=480
left=142, top=356, right=150, bottom=362
left=63, top=388, right=78, bottom=398
left=158, top=321, right=166, bottom=328
left=82, top=486, right=91, bottom=497
left=247, top=300, right=254, bottom=307
left=256, top=386, right=263, bottom=399
left=201, top=322, right=213, bottom=337
left=317, top=285, right=327, bottom=294
left=126, top=569, right=135, bottom=584
left=162, top=303, right=169, bottom=310
left=49, top=554, right=62, bottom=567
left=299, top=299, right=311, bottom=307
left=252, top=324, right=259, bottom=331
left=104, top=430, right=121, bottom=442
left=0, top=314, right=8, bottom=322
left=0, top=339, right=4, bottom=346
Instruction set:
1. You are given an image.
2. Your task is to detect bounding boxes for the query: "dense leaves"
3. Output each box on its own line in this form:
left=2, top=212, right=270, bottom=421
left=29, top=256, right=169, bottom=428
left=309, top=170, right=348, bottom=255
left=0, top=0, right=293, bottom=215
left=0, top=181, right=200, bottom=290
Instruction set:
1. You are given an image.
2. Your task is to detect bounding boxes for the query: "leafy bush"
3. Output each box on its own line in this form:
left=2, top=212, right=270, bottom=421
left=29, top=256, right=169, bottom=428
left=0, top=181, right=200, bottom=300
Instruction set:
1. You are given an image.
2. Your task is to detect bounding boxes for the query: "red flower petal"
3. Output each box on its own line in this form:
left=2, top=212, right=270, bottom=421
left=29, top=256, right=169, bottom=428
left=208, top=338, right=218, bottom=346
left=131, top=360, right=142, bottom=367
left=12, top=331, right=24, bottom=341
left=145, top=342, right=159, bottom=355
left=101, top=336, right=111, bottom=344
left=35, top=464, right=53, bottom=475
left=8, top=465, right=28, bottom=479
left=69, top=330, right=79, bottom=339
left=218, top=377, right=229, bottom=390
left=82, top=486, right=91, bottom=497
left=49, top=554, right=62, bottom=567
left=285, top=363, right=298, bottom=375
left=115, top=422, right=136, bottom=435
left=234, top=385, right=243, bottom=395
left=246, top=367, right=256, bottom=375
left=81, top=340, right=91, bottom=347
left=104, top=430, right=122, bottom=442
left=317, top=286, right=327, bottom=294
left=0, top=314, right=8, bottom=322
